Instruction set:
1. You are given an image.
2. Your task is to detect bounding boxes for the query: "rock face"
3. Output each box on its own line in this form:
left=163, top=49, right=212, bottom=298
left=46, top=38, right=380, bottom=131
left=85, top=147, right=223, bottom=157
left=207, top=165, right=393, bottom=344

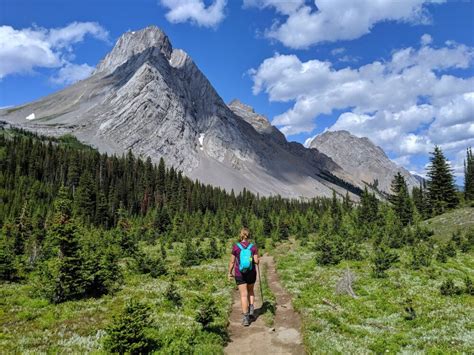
left=310, top=130, right=419, bottom=194
left=0, top=26, right=355, bottom=198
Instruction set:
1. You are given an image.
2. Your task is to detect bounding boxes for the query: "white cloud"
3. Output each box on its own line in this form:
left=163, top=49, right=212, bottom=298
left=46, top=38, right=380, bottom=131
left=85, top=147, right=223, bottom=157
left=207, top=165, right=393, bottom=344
left=421, top=33, right=433, bottom=46
left=0, top=22, right=108, bottom=83
left=50, top=63, right=95, bottom=85
left=245, top=0, right=445, bottom=49
left=331, top=47, right=345, bottom=56
left=251, top=36, right=474, bottom=175
left=160, top=0, right=227, bottom=27
left=393, top=155, right=411, bottom=167
left=243, top=0, right=305, bottom=15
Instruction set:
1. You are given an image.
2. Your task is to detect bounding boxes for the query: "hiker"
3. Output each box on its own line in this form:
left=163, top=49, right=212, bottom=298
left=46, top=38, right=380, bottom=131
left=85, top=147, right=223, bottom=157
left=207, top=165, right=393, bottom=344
left=228, top=227, right=259, bottom=326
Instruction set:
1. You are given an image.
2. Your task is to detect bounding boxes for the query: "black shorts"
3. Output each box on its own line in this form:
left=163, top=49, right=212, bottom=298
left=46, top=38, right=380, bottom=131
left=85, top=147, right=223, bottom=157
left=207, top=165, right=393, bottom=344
left=235, top=272, right=256, bottom=285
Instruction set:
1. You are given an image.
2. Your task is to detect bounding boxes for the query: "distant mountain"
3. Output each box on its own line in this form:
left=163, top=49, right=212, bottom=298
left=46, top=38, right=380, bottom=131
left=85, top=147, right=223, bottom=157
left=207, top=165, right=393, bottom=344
left=0, top=26, right=354, bottom=198
left=310, top=130, right=419, bottom=194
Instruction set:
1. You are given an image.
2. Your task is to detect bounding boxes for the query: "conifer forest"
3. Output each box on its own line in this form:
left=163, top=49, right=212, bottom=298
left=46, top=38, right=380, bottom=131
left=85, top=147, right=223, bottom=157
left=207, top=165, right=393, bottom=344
left=0, top=128, right=473, bottom=353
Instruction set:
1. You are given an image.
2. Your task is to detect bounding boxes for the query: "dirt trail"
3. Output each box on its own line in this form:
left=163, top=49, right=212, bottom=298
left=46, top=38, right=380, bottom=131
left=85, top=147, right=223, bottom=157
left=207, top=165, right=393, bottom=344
left=224, top=255, right=304, bottom=355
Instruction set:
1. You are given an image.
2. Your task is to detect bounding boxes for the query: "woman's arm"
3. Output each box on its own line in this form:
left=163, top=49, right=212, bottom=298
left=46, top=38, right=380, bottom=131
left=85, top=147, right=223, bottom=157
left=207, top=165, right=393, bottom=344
left=253, top=254, right=259, bottom=265
left=228, top=254, right=235, bottom=280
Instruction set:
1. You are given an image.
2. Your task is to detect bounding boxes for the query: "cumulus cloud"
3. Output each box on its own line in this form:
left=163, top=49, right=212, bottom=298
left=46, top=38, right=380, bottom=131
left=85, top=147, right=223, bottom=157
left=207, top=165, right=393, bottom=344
left=0, top=22, right=108, bottom=84
left=160, top=0, right=227, bottom=27
left=245, top=0, right=445, bottom=49
left=251, top=36, right=474, bottom=176
left=50, top=63, right=95, bottom=85
left=421, top=33, right=433, bottom=46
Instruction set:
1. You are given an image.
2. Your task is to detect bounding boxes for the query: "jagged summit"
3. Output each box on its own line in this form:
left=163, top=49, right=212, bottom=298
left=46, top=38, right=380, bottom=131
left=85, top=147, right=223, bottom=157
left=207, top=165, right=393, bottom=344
left=95, top=26, right=173, bottom=74
left=0, top=25, right=417, bottom=198
left=228, top=99, right=273, bottom=134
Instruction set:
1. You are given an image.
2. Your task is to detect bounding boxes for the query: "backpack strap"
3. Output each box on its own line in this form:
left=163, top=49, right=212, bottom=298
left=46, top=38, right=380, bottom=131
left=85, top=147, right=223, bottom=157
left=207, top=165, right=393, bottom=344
left=246, top=243, right=253, bottom=250
left=237, top=243, right=244, bottom=250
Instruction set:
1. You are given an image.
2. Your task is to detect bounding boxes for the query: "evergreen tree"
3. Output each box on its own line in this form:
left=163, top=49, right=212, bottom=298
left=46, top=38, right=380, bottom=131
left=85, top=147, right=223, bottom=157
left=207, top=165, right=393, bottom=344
left=412, top=184, right=430, bottom=219
left=42, top=186, right=84, bottom=303
left=358, top=187, right=379, bottom=225
left=426, top=146, right=458, bottom=215
left=330, top=191, right=342, bottom=233
left=464, top=147, right=474, bottom=201
left=74, top=172, right=96, bottom=222
left=342, top=191, right=353, bottom=213
left=389, top=173, right=414, bottom=226
left=371, top=244, right=399, bottom=278
left=104, top=301, right=156, bottom=354
left=0, top=236, right=16, bottom=281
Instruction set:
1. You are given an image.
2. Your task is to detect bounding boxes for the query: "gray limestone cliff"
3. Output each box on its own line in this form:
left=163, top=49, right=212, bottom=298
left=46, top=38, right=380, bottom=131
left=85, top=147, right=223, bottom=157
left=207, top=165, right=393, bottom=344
left=310, top=130, right=419, bottom=194
left=0, top=26, right=410, bottom=199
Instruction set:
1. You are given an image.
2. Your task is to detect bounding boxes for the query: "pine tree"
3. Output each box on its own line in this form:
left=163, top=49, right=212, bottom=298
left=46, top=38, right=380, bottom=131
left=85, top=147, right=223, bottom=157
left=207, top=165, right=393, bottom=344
left=0, top=236, right=16, bottom=281
left=74, top=172, right=96, bottom=222
left=342, top=191, right=353, bottom=213
left=330, top=191, right=342, bottom=233
left=464, top=147, right=474, bottom=201
left=358, top=187, right=379, bottom=225
left=103, top=301, right=156, bottom=354
left=42, top=186, right=85, bottom=303
left=426, top=146, right=458, bottom=215
left=389, top=173, right=414, bottom=226
left=371, top=244, right=399, bottom=278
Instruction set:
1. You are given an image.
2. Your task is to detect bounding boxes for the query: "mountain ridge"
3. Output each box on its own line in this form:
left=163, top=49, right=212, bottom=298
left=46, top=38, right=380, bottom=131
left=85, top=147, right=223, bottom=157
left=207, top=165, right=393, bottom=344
left=310, top=130, right=419, bottom=193
left=0, top=25, right=416, bottom=198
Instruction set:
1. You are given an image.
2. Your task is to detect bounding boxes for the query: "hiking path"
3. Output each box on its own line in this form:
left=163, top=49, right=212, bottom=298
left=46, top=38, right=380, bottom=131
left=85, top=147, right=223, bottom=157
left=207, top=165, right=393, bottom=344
left=224, top=254, right=305, bottom=355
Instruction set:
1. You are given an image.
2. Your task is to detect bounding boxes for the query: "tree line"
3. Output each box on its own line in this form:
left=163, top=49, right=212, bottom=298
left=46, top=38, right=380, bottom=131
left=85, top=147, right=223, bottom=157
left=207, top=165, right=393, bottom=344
left=0, top=128, right=472, bottom=304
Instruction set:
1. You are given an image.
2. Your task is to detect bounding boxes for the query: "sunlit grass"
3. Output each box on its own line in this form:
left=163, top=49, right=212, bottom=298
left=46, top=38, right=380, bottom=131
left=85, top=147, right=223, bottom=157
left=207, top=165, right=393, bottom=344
left=0, top=243, right=233, bottom=353
left=274, top=241, right=474, bottom=353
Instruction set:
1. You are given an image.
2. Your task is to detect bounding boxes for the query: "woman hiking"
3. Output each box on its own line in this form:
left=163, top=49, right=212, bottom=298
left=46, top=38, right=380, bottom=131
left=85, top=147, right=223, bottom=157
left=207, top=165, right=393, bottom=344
left=228, top=227, right=259, bottom=326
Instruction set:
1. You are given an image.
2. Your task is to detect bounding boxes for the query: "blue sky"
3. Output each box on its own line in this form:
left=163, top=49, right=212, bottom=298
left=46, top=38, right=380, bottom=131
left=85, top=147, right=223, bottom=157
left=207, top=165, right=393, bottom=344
left=1, top=0, right=473, bottom=183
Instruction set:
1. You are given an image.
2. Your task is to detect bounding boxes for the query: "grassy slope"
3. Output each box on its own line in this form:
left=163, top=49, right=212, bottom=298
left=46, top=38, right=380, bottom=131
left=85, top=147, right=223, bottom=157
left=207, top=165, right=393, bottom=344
left=274, top=239, right=474, bottom=353
left=0, top=243, right=234, bottom=354
left=423, top=207, right=474, bottom=242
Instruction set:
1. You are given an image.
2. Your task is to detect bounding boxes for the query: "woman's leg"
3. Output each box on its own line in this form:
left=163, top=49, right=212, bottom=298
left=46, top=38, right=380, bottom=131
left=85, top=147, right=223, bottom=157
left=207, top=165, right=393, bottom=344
left=247, top=283, right=255, bottom=306
left=238, top=283, right=248, bottom=314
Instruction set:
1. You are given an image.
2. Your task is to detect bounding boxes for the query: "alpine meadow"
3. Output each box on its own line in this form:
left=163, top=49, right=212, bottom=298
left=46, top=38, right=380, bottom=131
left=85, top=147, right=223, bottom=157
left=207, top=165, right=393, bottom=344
left=1, top=1, right=473, bottom=354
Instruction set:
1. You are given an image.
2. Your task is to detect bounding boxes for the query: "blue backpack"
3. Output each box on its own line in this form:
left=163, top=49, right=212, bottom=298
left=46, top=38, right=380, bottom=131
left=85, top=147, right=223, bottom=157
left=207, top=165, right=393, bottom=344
left=237, top=243, right=253, bottom=273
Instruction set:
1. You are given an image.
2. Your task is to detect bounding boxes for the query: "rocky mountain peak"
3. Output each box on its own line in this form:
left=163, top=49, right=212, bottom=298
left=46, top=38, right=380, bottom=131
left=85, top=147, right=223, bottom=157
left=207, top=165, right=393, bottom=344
left=95, top=26, right=173, bottom=74
left=310, top=130, right=419, bottom=193
left=228, top=99, right=274, bottom=134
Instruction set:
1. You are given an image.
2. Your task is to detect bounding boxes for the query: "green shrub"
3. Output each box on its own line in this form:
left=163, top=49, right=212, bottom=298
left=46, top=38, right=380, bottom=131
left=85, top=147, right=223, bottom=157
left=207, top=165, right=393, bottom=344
left=371, top=245, right=399, bottom=278
left=436, top=246, right=448, bottom=263
left=0, top=237, right=16, bottom=281
left=464, top=277, right=474, bottom=296
left=180, top=240, right=202, bottom=267
left=403, top=298, right=416, bottom=320
left=439, top=279, right=462, bottom=296
left=194, top=294, right=219, bottom=329
left=136, top=252, right=167, bottom=278
left=81, top=242, right=122, bottom=297
left=410, top=242, right=432, bottom=269
left=103, top=301, right=157, bottom=354
left=314, top=236, right=343, bottom=266
left=164, top=282, right=182, bottom=308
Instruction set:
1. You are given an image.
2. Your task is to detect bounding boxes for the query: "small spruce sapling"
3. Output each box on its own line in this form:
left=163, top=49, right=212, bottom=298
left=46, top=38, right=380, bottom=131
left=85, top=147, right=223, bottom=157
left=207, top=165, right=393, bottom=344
left=440, top=278, right=462, bottom=296
left=464, top=277, right=474, bottom=296
left=194, top=294, right=219, bottom=329
left=165, top=282, right=182, bottom=308
left=410, top=242, right=432, bottom=269
left=103, top=301, right=156, bottom=354
left=371, top=245, right=399, bottom=278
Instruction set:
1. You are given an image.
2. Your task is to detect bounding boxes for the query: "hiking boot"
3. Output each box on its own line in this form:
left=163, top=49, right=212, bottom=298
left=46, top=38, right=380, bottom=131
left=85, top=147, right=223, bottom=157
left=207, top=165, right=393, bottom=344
left=242, top=313, right=250, bottom=326
left=249, top=304, right=255, bottom=319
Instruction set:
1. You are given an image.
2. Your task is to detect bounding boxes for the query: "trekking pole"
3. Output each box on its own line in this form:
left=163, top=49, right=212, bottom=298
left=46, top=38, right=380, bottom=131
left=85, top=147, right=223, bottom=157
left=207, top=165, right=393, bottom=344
left=257, top=263, right=264, bottom=306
